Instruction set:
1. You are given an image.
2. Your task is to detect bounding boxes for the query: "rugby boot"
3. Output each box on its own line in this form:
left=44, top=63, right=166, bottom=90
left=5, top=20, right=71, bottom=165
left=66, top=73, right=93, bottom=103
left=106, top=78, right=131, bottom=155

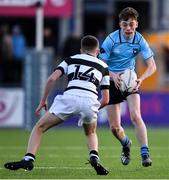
left=121, top=140, right=132, bottom=165
left=89, top=156, right=109, bottom=175
left=4, top=159, right=34, bottom=171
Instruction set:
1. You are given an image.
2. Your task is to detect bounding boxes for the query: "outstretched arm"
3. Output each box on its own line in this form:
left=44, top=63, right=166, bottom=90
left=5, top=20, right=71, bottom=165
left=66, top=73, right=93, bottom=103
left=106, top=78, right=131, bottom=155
left=99, top=89, right=109, bottom=110
left=35, top=69, right=62, bottom=116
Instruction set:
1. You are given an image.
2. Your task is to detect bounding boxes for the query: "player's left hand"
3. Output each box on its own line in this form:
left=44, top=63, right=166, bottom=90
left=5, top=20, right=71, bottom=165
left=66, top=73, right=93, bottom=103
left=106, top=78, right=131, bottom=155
left=35, top=100, right=48, bottom=116
left=133, top=78, right=142, bottom=91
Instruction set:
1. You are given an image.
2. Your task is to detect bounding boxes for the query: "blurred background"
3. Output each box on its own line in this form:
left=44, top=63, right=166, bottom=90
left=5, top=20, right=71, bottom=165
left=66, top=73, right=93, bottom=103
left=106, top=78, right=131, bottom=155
left=0, top=0, right=169, bottom=129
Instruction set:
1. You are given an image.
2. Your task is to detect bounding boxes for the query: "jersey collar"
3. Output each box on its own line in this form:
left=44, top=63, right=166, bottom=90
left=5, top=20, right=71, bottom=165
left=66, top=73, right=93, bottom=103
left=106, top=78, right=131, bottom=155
left=119, top=29, right=136, bottom=44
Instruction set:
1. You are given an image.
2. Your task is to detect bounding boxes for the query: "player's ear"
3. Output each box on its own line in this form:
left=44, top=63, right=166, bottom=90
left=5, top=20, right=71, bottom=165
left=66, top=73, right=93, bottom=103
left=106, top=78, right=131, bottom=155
left=96, top=48, right=100, bottom=56
left=80, top=48, right=83, bottom=54
left=119, top=21, right=122, bottom=28
left=136, top=21, right=138, bottom=28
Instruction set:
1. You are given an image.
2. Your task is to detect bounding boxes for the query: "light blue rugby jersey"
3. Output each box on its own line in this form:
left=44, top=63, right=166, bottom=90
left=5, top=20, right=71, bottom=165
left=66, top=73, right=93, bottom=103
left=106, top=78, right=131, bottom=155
left=98, top=29, right=154, bottom=73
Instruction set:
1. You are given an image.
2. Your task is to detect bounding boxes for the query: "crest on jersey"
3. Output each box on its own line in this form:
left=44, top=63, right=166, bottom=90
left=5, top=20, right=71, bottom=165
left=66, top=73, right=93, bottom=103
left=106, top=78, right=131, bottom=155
left=133, top=48, right=139, bottom=55
left=100, top=48, right=106, bottom=53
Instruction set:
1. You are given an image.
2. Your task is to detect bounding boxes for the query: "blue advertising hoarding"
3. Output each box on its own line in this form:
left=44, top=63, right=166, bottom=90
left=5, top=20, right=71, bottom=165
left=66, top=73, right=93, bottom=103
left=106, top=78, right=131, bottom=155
left=55, top=92, right=169, bottom=128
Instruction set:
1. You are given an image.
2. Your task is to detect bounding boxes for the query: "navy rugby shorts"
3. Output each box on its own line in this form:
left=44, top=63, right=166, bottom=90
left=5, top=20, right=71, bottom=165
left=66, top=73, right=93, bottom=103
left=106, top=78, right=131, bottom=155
left=109, top=80, right=139, bottom=105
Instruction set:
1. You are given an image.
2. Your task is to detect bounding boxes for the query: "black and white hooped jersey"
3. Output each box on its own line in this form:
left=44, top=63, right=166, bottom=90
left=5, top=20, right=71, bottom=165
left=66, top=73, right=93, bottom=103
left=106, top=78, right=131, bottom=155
left=56, top=54, right=110, bottom=98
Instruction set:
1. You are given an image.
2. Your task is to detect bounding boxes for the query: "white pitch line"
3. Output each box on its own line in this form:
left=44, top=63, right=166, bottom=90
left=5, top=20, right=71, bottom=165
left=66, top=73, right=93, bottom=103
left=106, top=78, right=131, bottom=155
left=35, top=166, right=91, bottom=170
left=0, top=154, right=168, bottom=158
left=0, top=166, right=91, bottom=170
left=0, top=146, right=168, bottom=150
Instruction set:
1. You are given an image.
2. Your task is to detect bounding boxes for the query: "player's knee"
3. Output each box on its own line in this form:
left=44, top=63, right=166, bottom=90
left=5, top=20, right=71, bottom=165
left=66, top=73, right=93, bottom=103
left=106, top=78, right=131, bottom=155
left=83, top=122, right=97, bottom=136
left=111, top=126, right=120, bottom=135
left=111, top=126, right=125, bottom=140
left=87, top=130, right=96, bottom=136
left=130, top=111, right=142, bottom=123
left=84, top=127, right=96, bottom=136
left=35, top=122, right=48, bottom=133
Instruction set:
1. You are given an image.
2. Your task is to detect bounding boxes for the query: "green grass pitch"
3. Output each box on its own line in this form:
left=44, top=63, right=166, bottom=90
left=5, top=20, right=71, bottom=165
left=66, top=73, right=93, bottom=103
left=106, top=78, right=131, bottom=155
left=0, top=127, right=169, bottom=179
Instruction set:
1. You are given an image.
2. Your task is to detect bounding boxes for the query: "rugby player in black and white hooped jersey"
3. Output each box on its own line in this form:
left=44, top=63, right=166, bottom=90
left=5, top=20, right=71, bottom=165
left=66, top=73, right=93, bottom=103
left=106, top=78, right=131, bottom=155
left=4, top=35, right=110, bottom=175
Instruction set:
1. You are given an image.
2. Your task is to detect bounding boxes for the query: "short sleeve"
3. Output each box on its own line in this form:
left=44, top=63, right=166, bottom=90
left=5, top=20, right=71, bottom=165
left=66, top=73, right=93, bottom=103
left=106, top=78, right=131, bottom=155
left=139, top=37, right=154, bottom=61
left=98, top=35, right=114, bottom=61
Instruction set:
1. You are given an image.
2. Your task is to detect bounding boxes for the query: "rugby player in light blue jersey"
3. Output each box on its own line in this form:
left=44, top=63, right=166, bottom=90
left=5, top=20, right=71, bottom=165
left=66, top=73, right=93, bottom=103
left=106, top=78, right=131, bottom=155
left=99, top=7, right=156, bottom=167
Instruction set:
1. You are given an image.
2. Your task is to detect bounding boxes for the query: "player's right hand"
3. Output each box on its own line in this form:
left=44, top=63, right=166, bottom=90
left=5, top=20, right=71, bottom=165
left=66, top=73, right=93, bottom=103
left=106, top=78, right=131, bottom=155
left=35, top=100, right=48, bottom=116
left=110, top=72, right=123, bottom=89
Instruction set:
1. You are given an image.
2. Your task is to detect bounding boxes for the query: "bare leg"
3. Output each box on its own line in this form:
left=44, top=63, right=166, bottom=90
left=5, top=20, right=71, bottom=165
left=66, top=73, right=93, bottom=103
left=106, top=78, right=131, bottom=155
left=127, top=94, right=148, bottom=146
left=27, top=112, right=63, bottom=155
left=4, top=112, right=64, bottom=171
left=106, top=104, right=126, bottom=140
left=127, top=94, right=152, bottom=167
left=106, top=104, right=131, bottom=165
left=83, top=122, right=98, bottom=151
left=83, top=122, right=109, bottom=175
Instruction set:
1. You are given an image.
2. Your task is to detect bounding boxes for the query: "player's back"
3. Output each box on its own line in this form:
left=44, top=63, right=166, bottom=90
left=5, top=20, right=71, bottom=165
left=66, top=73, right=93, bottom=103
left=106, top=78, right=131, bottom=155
left=59, top=53, right=109, bottom=98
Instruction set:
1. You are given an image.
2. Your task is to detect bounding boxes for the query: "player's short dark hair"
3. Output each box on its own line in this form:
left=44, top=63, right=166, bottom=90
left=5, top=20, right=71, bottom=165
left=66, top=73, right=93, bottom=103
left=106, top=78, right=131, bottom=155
left=119, top=7, right=139, bottom=21
left=81, top=35, right=99, bottom=51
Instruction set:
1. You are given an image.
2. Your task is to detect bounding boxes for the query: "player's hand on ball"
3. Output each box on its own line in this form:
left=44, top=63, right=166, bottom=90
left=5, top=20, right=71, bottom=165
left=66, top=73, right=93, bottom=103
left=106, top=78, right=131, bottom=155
left=133, top=78, right=142, bottom=91
left=110, top=72, right=123, bottom=89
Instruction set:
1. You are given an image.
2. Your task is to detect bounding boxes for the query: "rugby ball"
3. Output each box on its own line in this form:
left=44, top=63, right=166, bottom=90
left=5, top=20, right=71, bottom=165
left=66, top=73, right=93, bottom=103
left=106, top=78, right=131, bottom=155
left=120, top=69, right=137, bottom=93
